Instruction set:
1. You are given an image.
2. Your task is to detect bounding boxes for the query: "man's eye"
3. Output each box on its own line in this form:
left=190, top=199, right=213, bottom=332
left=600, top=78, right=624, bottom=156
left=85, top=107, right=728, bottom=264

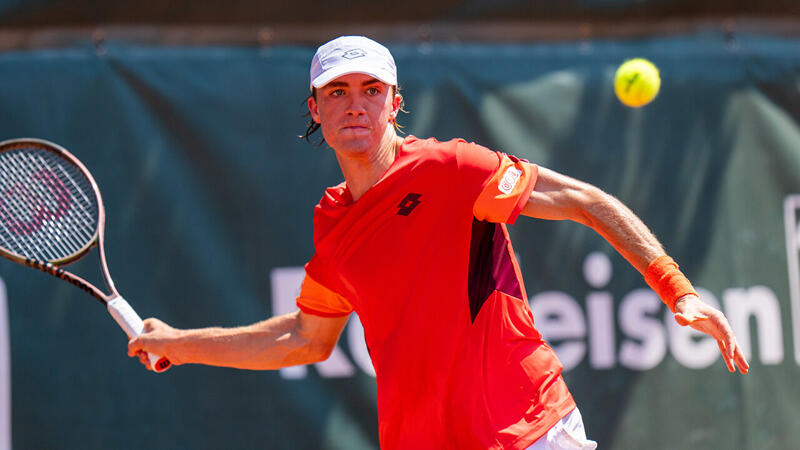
left=366, top=87, right=379, bottom=95
left=331, top=89, right=345, bottom=97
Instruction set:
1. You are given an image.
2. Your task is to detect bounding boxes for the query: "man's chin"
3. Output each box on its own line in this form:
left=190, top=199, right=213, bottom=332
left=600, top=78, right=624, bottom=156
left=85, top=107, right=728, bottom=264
left=330, top=137, right=375, bottom=154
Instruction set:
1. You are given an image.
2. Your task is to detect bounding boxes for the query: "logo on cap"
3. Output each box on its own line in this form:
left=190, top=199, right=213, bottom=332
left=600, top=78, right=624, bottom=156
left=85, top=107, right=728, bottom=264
left=342, top=48, right=367, bottom=59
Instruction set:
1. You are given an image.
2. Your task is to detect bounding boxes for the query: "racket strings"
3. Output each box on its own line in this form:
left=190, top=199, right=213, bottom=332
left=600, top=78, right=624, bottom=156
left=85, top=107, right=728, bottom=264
left=0, top=150, right=91, bottom=260
left=22, top=151, right=96, bottom=251
left=0, top=154, right=53, bottom=259
left=9, top=154, right=78, bottom=260
left=0, top=146, right=98, bottom=262
left=20, top=150, right=98, bottom=253
left=0, top=152, right=65, bottom=261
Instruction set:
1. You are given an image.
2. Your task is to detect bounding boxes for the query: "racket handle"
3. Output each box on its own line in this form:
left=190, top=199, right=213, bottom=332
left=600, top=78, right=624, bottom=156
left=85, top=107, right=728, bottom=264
left=107, top=296, right=171, bottom=373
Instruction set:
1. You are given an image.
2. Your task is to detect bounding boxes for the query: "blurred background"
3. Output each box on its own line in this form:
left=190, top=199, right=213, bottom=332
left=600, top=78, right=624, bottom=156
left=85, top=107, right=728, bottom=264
left=0, top=1, right=799, bottom=449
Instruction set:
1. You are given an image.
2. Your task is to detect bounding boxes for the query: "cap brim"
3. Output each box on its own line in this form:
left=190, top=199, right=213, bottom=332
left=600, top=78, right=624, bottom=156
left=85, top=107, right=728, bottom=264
left=311, top=65, right=396, bottom=90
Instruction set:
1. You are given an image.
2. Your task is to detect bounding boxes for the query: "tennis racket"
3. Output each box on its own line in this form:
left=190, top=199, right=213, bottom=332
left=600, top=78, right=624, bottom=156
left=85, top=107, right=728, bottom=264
left=0, top=138, right=170, bottom=372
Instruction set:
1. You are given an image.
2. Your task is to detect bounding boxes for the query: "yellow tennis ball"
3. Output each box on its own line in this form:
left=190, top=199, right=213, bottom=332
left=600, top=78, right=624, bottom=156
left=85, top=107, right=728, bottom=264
left=614, top=58, right=660, bottom=108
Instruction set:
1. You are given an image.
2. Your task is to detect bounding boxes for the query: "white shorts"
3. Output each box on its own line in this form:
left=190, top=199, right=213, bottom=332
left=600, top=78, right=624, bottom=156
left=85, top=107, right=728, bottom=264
left=525, top=408, right=598, bottom=450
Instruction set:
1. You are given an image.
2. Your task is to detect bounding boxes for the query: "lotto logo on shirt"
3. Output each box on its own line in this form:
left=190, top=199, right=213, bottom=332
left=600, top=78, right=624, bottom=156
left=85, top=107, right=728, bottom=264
left=499, top=167, right=522, bottom=195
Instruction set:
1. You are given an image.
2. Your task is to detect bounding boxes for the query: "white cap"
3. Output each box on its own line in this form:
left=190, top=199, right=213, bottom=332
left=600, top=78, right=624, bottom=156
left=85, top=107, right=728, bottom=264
left=309, top=36, right=397, bottom=90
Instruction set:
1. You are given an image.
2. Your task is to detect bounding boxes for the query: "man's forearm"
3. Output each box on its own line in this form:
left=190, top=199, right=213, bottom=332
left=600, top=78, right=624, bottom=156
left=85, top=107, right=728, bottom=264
left=522, top=166, right=665, bottom=272
left=145, top=312, right=325, bottom=370
left=581, top=188, right=665, bottom=273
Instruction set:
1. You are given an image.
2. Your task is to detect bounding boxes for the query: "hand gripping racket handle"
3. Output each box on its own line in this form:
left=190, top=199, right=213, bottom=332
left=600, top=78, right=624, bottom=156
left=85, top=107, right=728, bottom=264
left=107, top=296, right=171, bottom=373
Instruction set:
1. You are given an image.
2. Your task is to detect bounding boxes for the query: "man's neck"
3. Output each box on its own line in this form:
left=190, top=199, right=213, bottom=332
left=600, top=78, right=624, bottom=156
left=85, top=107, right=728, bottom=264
left=336, top=132, right=404, bottom=202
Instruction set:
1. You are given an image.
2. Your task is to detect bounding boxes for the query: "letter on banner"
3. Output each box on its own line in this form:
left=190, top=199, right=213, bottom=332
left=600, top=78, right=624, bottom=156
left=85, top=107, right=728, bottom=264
left=723, top=286, right=783, bottom=364
left=783, top=195, right=800, bottom=365
left=530, top=291, right=587, bottom=371
left=270, top=267, right=355, bottom=379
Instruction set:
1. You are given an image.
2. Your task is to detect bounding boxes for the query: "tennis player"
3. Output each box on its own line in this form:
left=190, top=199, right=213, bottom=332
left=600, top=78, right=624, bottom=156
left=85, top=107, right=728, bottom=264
left=129, top=36, right=749, bottom=449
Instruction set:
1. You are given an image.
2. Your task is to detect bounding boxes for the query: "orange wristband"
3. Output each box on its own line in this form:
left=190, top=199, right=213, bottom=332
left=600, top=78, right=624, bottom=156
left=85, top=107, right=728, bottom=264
left=644, top=255, right=698, bottom=312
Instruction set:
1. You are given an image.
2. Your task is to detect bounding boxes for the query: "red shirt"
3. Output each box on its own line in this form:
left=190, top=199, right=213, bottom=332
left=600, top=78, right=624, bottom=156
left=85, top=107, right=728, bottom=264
left=297, top=136, right=575, bottom=449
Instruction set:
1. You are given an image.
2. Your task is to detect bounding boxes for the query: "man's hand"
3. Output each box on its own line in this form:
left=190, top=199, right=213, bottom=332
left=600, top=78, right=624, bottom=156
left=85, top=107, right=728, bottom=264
left=673, top=295, right=749, bottom=374
left=128, top=318, right=183, bottom=370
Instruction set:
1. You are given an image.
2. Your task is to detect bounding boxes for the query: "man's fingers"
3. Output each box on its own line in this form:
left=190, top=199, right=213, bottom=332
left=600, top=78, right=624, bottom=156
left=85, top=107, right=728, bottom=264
left=714, top=316, right=750, bottom=374
left=128, top=336, right=154, bottom=370
left=734, top=344, right=750, bottom=374
left=137, top=350, right=152, bottom=370
left=716, top=339, right=734, bottom=372
left=712, top=313, right=736, bottom=359
left=711, top=313, right=742, bottom=372
left=128, top=337, right=141, bottom=357
left=689, top=310, right=743, bottom=373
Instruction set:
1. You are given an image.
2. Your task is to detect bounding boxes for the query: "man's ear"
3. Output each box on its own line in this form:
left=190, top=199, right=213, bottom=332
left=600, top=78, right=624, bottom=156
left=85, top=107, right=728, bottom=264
left=308, top=96, right=321, bottom=124
left=390, top=93, right=403, bottom=121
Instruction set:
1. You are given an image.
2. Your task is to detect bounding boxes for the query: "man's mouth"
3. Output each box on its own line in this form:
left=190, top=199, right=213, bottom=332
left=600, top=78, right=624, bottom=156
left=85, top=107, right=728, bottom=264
left=341, top=125, right=371, bottom=133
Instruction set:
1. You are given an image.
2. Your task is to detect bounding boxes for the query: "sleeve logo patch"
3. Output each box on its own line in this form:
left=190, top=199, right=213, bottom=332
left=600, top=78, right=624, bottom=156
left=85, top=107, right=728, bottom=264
left=498, top=167, right=522, bottom=195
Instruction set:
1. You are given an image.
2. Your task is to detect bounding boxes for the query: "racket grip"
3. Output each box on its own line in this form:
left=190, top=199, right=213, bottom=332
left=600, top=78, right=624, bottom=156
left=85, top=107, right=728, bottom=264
left=107, top=296, right=171, bottom=373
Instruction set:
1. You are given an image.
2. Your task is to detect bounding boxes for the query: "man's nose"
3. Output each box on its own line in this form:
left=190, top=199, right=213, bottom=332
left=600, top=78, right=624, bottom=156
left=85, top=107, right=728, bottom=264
left=345, top=95, right=367, bottom=116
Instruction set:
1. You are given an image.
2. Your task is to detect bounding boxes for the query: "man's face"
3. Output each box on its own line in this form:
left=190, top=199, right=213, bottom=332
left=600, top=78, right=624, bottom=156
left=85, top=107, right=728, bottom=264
left=308, top=73, right=401, bottom=156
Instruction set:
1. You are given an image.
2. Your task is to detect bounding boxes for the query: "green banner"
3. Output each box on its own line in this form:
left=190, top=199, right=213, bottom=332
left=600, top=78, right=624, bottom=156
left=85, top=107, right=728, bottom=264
left=0, top=31, right=799, bottom=449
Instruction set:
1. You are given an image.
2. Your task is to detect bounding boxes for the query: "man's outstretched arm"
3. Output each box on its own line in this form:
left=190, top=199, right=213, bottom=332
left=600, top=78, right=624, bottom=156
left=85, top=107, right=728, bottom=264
left=128, top=309, right=350, bottom=371
left=520, top=165, right=749, bottom=374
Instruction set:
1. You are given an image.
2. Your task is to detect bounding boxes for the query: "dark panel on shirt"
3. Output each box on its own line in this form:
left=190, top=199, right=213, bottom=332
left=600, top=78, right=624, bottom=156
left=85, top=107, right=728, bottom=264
left=467, top=219, right=523, bottom=322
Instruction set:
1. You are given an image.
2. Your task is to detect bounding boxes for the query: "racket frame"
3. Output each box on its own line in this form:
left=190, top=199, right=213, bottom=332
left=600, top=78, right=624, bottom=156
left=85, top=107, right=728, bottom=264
left=0, top=138, right=116, bottom=305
